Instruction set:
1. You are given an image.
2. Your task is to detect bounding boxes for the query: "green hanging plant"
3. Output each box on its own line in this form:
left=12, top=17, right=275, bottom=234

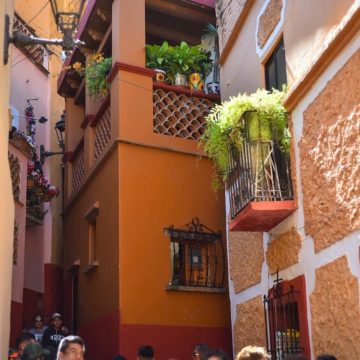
left=201, top=88, right=289, bottom=183
left=85, top=54, right=112, bottom=97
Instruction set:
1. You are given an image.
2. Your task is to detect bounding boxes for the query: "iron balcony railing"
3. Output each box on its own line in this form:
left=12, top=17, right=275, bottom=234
left=227, top=112, right=293, bottom=219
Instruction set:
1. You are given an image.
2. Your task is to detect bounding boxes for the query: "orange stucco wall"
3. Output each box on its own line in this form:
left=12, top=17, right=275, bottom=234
left=118, top=143, right=230, bottom=327
left=63, top=149, right=120, bottom=326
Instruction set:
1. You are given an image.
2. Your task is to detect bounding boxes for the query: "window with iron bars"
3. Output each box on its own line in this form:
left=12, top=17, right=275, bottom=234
left=164, top=218, right=225, bottom=289
left=263, top=274, right=310, bottom=359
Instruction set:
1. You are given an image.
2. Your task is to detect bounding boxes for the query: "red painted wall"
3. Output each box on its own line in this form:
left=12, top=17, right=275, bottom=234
left=10, top=301, right=23, bottom=347
left=43, top=263, right=63, bottom=316
left=22, top=287, right=42, bottom=329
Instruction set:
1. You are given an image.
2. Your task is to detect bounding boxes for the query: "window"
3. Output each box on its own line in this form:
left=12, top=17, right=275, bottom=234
left=265, top=38, right=287, bottom=91
left=263, top=274, right=310, bottom=359
left=164, top=218, right=225, bottom=289
left=83, top=202, right=99, bottom=273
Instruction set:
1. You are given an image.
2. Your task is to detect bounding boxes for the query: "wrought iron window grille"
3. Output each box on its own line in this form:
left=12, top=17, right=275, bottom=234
left=263, top=272, right=303, bottom=359
left=227, top=111, right=293, bottom=219
left=164, top=217, right=225, bottom=288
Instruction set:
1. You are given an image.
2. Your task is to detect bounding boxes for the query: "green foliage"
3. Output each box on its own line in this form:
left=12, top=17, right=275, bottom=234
left=145, top=41, right=171, bottom=70
left=145, top=41, right=213, bottom=83
left=201, top=89, right=289, bottom=181
left=85, top=56, right=112, bottom=97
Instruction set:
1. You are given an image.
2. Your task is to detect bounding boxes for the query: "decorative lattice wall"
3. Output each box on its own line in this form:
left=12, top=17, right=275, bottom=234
left=72, top=148, right=85, bottom=192
left=153, top=89, right=214, bottom=141
left=94, top=105, right=111, bottom=161
left=8, top=152, right=20, bottom=200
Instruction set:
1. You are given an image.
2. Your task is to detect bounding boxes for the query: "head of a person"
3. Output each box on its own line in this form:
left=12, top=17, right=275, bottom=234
left=285, top=355, right=307, bottom=360
left=16, top=332, right=36, bottom=353
left=192, top=343, right=210, bottom=360
left=33, top=314, right=45, bottom=330
left=236, top=346, right=270, bottom=360
left=51, top=313, right=63, bottom=330
left=137, top=345, right=154, bottom=360
left=113, top=355, right=127, bottom=360
left=206, top=349, right=229, bottom=360
left=317, top=355, right=337, bottom=360
left=21, top=342, right=50, bottom=360
left=57, top=335, right=85, bottom=360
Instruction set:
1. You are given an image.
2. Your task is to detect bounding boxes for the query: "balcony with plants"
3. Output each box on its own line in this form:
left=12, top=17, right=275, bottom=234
left=57, top=0, right=219, bottom=199
left=201, top=89, right=295, bottom=232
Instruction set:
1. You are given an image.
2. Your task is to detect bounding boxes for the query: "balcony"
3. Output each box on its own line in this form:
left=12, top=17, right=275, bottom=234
left=227, top=113, right=295, bottom=232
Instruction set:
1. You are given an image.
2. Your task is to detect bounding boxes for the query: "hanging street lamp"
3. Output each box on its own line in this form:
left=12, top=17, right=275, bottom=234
left=3, top=0, right=86, bottom=64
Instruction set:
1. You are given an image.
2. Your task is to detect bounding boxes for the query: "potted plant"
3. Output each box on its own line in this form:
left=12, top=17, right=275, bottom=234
left=145, top=41, right=171, bottom=82
left=43, top=185, right=60, bottom=202
left=201, top=89, right=289, bottom=186
left=203, top=23, right=220, bottom=94
left=188, top=47, right=213, bottom=91
left=167, top=41, right=193, bottom=87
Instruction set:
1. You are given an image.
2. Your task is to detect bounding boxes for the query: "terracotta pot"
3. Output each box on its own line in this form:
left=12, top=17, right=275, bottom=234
left=188, top=73, right=204, bottom=91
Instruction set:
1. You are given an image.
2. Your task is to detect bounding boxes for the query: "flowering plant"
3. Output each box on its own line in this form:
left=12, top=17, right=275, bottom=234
left=27, top=163, right=59, bottom=199
left=66, top=53, right=112, bottom=97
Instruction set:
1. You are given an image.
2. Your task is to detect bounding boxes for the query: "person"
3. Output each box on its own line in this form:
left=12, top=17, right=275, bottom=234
left=113, top=355, right=127, bottom=360
left=236, top=346, right=270, bottom=360
left=113, top=354, right=126, bottom=360
left=9, top=332, right=36, bottom=359
left=56, top=336, right=85, bottom=360
left=285, top=355, right=307, bottom=360
left=192, top=344, right=210, bottom=360
left=28, top=314, right=48, bottom=343
left=317, top=355, right=337, bottom=360
left=41, top=313, right=69, bottom=357
left=21, top=342, right=50, bottom=360
left=137, top=346, right=154, bottom=360
left=205, top=349, right=229, bottom=360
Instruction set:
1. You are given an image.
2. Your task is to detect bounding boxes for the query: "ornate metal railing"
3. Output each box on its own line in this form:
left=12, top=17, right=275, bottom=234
left=264, top=275, right=303, bottom=359
left=153, top=83, right=218, bottom=141
left=70, top=139, right=85, bottom=193
left=164, top=218, right=225, bottom=288
left=227, top=112, right=293, bottom=219
left=92, top=95, right=111, bottom=161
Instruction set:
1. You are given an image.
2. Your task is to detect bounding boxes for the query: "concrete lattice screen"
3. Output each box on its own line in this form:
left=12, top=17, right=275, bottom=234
left=93, top=105, right=111, bottom=160
left=153, top=88, right=214, bottom=141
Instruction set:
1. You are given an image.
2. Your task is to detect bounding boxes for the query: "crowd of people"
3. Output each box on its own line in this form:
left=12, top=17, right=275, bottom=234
left=9, top=313, right=338, bottom=360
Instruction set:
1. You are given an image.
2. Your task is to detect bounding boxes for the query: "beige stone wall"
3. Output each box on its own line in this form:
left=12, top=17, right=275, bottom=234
left=257, top=0, right=282, bottom=49
left=310, top=256, right=360, bottom=359
left=300, top=49, right=360, bottom=252
left=233, top=295, right=266, bottom=355
left=266, top=227, right=301, bottom=274
left=229, top=231, right=264, bottom=293
left=284, top=0, right=355, bottom=86
left=0, top=1, right=15, bottom=358
left=216, top=0, right=250, bottom=53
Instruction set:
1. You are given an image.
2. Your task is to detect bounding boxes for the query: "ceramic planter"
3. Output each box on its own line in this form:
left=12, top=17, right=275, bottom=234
left=154, top=69, right=166, bottom=82
left=174, top=73, right=187, bottom=87
left=188, top=73, right=204, bottom=91
left=207, top=82, right=220, bottom=94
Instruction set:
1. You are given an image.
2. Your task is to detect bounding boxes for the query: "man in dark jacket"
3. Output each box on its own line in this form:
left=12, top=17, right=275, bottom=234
left=41, top=313, right=69, bottom=359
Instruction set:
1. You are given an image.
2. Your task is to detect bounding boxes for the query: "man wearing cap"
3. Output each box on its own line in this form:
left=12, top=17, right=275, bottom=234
left=21, top=342, right=50, bottom=360
left=41, top=313, right=69, bottom=358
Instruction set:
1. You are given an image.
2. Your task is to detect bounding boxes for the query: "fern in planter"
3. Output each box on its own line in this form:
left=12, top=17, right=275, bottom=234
left=201, top=88, right=289, bottom=182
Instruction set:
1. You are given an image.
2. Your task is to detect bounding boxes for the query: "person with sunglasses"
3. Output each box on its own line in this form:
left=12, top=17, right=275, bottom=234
left=28, top=315, right=48, bottom=343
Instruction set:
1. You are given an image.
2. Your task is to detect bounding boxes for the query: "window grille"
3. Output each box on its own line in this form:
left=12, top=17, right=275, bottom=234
left=263, top=273, right=304, bottom=359
left=164, top=218, right=225, bottom=288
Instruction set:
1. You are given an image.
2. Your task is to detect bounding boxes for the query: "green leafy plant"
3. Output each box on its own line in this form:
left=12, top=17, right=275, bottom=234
left=190, top=48, right=213, bottom=77
left=145, top=41, right=171, bottom=70
left=201, top=89, right=289, bottom=182
left=85, top=54, right=112, bottom=97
